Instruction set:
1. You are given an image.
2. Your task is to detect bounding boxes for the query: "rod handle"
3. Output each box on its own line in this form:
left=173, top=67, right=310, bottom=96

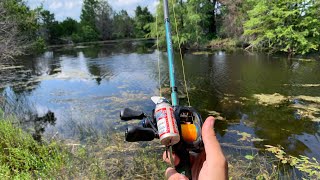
left=125, top=126, right=156, bottom=142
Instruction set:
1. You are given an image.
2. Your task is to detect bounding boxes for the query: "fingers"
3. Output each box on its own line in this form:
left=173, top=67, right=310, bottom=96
left=165, top=167, right=189, bottom=180
left=163, top=151, right=180, bottom=166
left=202, top=116, right=227, bottom=167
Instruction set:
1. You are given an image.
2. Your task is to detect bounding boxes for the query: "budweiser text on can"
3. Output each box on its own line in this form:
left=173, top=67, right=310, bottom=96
left=155, top=101, right=180, bottom=146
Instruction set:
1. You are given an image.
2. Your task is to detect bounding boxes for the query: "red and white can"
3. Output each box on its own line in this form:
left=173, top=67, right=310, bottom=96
left=155, top=100, right=180, bottom=146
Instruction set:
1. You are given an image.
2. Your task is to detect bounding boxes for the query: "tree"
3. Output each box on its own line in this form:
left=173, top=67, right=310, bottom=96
left=244, top=0, right=320, bottom=54
left=134, top=6, right=154, bottom=38
left=95, top=0, right=113, bottom=40
left=38, top=9, right=63, bottom=44
left=183, top=0, right=212, bottom=46
left=217, top=0, right=248, bottom=38
left=113, top=10, right=134, bottom=38
left=0, top=0, right=38, bottom=61
left=150, top=0, right=212, bottom=48
left=80, top=0, right=99, bottom=35
left=60, top=18, right=79, bottom=37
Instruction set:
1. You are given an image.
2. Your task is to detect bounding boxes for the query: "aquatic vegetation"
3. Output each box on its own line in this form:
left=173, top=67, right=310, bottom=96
left=291, top=58, right=315, bottom=62
left=0, top=65, right=24, bottom=70
left=265, top=145, right=320, bottom=179
left=252, top=93, right=320, bottom=122
left=206, top=110, right=225, bottom=121
left=295, top=95, right=320, bottom=104
left=284, top=84, right=320, bottom=87
left=225, top=131, right=320, bottom=179
left=253, top=93, right=288, bottom=106
left=290, top=103, right=320, bottom=122
left=222, top=96, right=246, bottom=106
left=192, top=51, right=213, bottom=55
left=208, top=38, right=237, bottom=49
left=224, top=130, right=264, bottom=142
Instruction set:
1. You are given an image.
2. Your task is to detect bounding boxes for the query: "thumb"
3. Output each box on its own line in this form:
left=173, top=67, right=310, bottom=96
left=165, top=167, right=189, bottom=180
left=202, top=116, right=225, bottom=164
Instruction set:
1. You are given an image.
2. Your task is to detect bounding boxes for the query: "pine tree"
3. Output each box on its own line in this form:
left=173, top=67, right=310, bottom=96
left=244, top=0, right=320, bottom=54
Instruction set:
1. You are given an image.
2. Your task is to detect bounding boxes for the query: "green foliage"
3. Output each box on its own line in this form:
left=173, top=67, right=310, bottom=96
left=0, top=120, right=70, bottom=178
left=265, top=145, right=320, bottom=179
left=217, top=0, right=249, bottom=38
left=79, top=0, right=99, bottom=41
left=80, top=0, right=98, bottom=30
left=3, top=0, right=38, bottom=39
left=150, top=0, right=213, bottom=48
left=245, top=155, right=254, bottom=160
left=0, top=0, right=39, bottom=60
left=31, top=37, right=47, bottom=53
left=209, top=38, right=238, bottom=48
left=95, top=0, right=113, bottom=40
left=113, top=10, right=135, bottom=39
left=38, top=9, right=65, bottom=44
left=73, top=25, right=99, bottom=43
left=60, top=18, right=79, bottom=37
left=134, top=6, right=154, bottom=38
left=244, top=0, right=320, bottom=54
left=4, top=0, right=317, bottom=55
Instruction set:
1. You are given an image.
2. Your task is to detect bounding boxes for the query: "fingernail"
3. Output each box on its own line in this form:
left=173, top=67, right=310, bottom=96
left=210, top=117, right=214, bottom=127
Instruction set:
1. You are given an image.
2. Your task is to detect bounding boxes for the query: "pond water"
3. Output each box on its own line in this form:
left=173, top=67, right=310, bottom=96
left=1, top=41, right=319, bottom=161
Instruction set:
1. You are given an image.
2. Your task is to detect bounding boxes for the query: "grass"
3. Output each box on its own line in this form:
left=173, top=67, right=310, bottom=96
left=0, top=120, right=70, bottom=179
left=0, top=117, right=166, bottom=179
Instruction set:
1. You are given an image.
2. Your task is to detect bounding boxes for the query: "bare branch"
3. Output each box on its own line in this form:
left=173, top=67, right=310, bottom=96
left=0, top=2, right=28, bottom=62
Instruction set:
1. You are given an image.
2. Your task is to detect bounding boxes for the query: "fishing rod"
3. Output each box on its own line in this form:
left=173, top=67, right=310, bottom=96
left=119, top=0, right=204, bottom=179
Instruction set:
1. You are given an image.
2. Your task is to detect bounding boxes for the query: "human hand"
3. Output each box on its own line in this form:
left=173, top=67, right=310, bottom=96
left=163, top=116, right=228, bottom=180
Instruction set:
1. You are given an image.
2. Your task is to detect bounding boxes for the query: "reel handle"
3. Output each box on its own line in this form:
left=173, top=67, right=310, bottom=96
left=125, top=126, right=157, bottom=142
left=173, top=143, right=192, bottom=179
left=120, top=108, right=145, bottom=121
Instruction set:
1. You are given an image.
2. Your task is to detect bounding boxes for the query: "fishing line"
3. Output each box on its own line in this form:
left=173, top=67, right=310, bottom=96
left=156, top=0, right=176, bottom=168
left=170, top=0, right=191, bottom=107
left=155, top=6, right=162, bottom=97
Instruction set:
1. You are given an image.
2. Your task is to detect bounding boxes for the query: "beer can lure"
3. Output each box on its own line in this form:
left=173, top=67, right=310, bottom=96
left=152, top=96, right=180, bottom=146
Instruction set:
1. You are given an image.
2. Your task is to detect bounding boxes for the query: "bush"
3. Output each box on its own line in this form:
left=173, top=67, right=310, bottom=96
left=31, top=37, right=47, bottom=54
left=0, top=120, right=69, bottom=179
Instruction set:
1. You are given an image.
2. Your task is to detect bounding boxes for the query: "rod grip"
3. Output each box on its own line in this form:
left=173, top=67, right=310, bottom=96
left=174, top=143, right=192, bottom=179
left=125, top=126, right=156, bottom=142
left=120, top=108, right=145, bottom=121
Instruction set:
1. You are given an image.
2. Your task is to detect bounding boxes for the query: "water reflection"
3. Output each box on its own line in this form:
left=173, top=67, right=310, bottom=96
left=1, top=88, right=57, bottom=142
left=0, top=42, right=319, bottom=160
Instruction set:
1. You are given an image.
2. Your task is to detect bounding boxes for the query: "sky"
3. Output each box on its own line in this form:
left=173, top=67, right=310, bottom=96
left=27, top=0, right=158, bottom=21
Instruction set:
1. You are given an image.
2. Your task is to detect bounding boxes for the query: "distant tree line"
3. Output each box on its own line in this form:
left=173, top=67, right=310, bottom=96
left=151, top=0, right=320, bottom=54
left=0, top=0, right=154, bottom=61
left=1, top=0, right=319, bottom=60
left=40, top=0, right=154, bottom=44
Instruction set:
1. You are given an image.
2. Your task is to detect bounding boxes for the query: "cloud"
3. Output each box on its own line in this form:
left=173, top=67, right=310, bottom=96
left=109, top=0, right=157, bottom=16
left=49, top=1, right=63, bottom=9
left=111, top=0, right=140, bottom=6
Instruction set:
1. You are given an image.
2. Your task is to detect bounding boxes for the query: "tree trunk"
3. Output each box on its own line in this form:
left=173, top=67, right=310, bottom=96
left=208, top=0, right=217, bottom=37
